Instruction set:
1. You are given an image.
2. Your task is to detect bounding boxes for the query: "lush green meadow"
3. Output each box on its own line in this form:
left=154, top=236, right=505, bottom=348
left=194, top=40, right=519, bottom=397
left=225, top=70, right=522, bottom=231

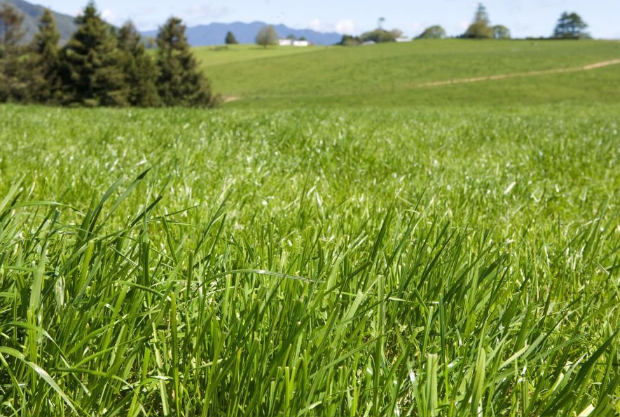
left=199, top=40, right=620, bottom=108
left=195, top=44, right=326, bottom=68
left=1, top=101, right=620, bottom=416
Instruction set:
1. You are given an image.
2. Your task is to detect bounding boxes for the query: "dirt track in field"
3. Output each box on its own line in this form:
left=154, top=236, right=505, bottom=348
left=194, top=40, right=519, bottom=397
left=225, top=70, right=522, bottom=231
left=418, top=59, right=620, bottom=88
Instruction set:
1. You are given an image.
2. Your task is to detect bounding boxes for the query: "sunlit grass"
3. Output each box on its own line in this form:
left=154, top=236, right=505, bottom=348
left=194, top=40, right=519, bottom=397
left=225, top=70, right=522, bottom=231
left=0, top=104, right=619, bottom=416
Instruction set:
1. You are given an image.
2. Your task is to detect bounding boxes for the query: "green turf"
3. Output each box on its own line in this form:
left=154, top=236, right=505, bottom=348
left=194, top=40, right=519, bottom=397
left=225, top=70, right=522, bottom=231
left=195, top=44, right=327, bottom=68
left=197, top=40, right=620, bottom=107
left=1, top=103, right=619, bottom=416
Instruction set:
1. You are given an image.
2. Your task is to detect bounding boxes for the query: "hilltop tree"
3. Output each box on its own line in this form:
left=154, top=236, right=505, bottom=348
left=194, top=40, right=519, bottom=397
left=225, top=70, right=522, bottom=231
left=29, top=9, right=62, bottom=103
left=0, top=4, right=28, bottom=102
left=156, top=17, right=217, bottom=107
left=553, top=12, right=589, bottom=39
left=338, top=34, right=361, bottom=46
left=474, top=4, right=490, bottom=25
left=462, top=3, right=493, bottom=39
left=117, top=21, right=160, bottom=107
left=493, top=25, right=511, bottom=39
left=225, top=31, right=238, bottom=45
left=61, top=1, right=127, bottom=106
left=360, top=28, right=403, bottom=43
left=417, top=25, right=446, bottom=39
left=255, top=25, right=278, bottom=47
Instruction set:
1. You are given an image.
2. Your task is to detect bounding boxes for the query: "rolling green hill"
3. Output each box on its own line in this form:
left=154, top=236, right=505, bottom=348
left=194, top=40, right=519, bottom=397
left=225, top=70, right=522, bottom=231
left=195, top=44, right=326, bottom=68
left=198, top=40, right=620, bottom=108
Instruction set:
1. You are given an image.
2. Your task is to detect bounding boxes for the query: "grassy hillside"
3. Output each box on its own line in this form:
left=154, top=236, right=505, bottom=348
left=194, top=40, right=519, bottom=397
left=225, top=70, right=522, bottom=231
left=1, top=103, right=620, bottom=415
left=194, top=44, right=326, bottom=68
left=197, top=40, right=620, bottom=107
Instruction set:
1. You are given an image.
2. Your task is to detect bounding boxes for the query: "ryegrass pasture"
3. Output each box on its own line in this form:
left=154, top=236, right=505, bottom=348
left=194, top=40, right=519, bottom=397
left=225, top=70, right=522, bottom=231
left=1, top=103, right=620, bottom=416
left=199, top=40, right=620, bottom=108
left=195, top=44, right=326, bottom=68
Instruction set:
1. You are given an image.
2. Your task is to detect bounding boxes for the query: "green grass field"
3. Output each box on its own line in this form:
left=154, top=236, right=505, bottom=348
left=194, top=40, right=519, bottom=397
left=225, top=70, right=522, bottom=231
left=199, top=40, right=620, bottom=108
left=195, top=44, right=326, bottom=68
left=2, top=40, right=620, bottom=416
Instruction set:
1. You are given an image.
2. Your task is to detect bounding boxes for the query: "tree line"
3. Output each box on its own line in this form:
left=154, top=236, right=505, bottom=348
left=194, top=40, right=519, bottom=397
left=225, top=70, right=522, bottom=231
left=0, top=1, right=218, bottom=107
left=339, top=4, right=590, bottom=45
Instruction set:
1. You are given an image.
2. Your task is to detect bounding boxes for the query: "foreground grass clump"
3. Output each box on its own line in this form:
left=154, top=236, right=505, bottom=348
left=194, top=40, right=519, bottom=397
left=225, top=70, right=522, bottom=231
left=0, top=105, right=619, bottom=416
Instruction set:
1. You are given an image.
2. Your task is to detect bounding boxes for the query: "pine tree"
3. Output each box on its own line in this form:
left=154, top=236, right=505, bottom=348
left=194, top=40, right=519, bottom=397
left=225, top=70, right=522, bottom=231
left=29, top=9, right=62, bottom=103
left=462, top=3, right=493, bottom=39
left=117, top=21, right=161, bottom=107
left=474, top=4, right=490, bottom=26
left=225, top=31, right=238, bottom=45
left=156, top=17, right=217, bottom=107
left=60, top=1, right=127, bottom=107
left=0, top=4, right=28, bottom=102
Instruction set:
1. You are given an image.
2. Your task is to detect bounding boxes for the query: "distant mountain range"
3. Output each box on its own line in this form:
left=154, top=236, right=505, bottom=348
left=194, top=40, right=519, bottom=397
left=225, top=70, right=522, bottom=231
left=0, top=0, right=77, bottom=42
left=141, top=22, right=342, bottom=46
left=1, top=0, right=342, bottom=46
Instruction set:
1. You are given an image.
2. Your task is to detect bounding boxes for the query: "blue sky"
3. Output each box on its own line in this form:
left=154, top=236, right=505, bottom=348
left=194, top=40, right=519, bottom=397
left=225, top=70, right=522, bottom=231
left=41, top=0, right=620, bottom=39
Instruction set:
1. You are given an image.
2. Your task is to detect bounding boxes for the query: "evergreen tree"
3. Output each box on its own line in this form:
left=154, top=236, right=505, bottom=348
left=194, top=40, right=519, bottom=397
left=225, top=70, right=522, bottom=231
left=156, top=17, right=217, bottom=107
left=61, top=1, right=127, bottom=107
left=0, top=4, right=28, bottom=102
left=29, top=9, right=62, bottom=103
left=553, top=12, right=589, bottom=39
left=117, top=21, right=161, bottom=107
left=474, top=4, right=490, bottom=26
left=225, top=31, right=238, bottom=45
left=462, top=3, right=493, bottom=39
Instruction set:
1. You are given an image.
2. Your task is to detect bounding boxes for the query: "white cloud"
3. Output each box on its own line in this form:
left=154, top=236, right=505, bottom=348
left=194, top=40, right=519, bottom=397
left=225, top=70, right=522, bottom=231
left=101, top=9, right=123, bottom=25
left=309, top=19, right=323, bottom=32
left=410, top=22, right=424, bottom=32
left=184, top=5, right=232, bottom=25
left=336, top=19, right=356, bottom=35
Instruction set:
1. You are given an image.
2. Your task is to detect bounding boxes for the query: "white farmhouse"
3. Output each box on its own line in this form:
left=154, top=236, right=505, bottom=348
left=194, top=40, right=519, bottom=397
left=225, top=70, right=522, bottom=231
left=279, top=39, right=311, bottom=47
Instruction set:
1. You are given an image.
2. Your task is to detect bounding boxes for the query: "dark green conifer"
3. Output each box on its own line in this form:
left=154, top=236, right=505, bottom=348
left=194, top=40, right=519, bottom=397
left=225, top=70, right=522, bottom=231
left=0, top=3, right=28, bottom=102
left=225, top=31, right=238, bottom=45
left=29, top=9, right=62, bottom=103
left=156, top=17, right=218, bottom=107
left=61, top=1, right=127, bottom=107
left=117, top=21, right=161, bottom=107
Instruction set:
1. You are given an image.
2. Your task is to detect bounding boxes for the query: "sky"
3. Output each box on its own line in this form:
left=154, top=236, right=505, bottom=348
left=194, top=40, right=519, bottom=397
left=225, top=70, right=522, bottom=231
left=40, top=0, right=620, bottom=39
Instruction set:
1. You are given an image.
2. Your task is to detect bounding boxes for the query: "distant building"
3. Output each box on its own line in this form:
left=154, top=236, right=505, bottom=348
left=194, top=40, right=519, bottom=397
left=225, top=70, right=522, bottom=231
left=279, top=39, right=311, bottom=47
left=362, top=41, right=376, bottom=46
left=396, top=37, right=411, bottom=42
